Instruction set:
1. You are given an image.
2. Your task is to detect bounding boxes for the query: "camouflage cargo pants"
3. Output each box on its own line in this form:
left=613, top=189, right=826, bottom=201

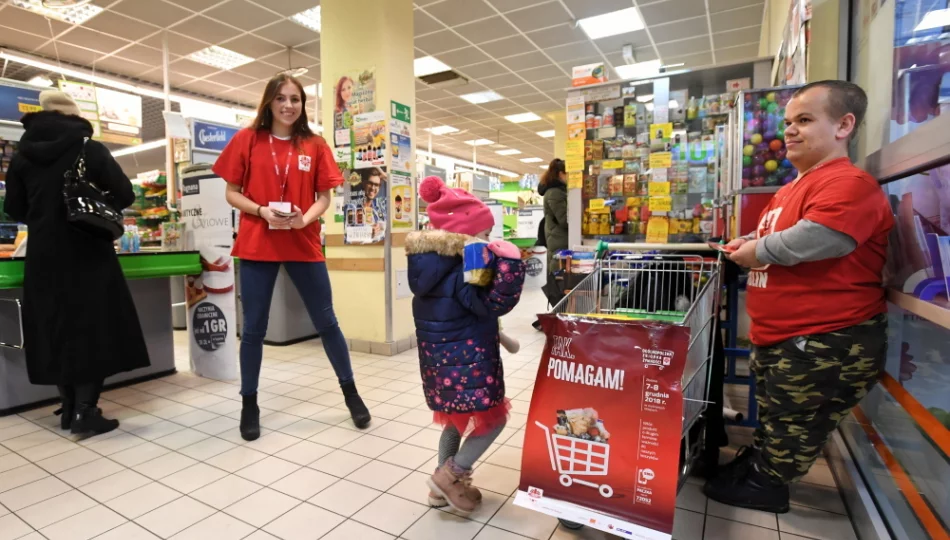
left=752, top=314, right=887, bottom=483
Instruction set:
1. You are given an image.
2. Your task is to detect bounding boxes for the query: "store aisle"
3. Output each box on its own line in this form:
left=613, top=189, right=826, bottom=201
left=0, top=289, right=856, bottom=540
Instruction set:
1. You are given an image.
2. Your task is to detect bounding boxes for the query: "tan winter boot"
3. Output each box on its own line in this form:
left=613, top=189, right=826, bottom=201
left=459, top=470, right=483, bottom=504
left=427, top=460, right=477, bottom=513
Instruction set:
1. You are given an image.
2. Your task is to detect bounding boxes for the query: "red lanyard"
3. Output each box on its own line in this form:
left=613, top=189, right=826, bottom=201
left=268, top=134, right=294, bottom=202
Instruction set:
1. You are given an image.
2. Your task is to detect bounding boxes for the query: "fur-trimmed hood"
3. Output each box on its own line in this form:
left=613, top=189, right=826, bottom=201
left=405, top=229, right=474, bottom=257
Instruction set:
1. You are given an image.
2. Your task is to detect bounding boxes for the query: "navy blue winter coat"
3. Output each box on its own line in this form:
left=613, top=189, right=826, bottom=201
left=407, top=230, right=526, bottom=421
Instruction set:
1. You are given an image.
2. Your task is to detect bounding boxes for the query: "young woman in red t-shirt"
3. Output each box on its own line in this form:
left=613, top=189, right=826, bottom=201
left=213, top=74, right=370, bottom=441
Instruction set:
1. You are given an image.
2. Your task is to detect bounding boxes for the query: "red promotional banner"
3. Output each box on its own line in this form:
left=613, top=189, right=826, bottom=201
left=515, top=314, right=689, bottom=540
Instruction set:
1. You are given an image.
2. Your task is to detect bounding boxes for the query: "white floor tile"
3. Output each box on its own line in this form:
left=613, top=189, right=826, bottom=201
left=352, top=493, right=429, bottom=537
left=377, top=443, right=436, bottom=470
left=223, top=487, right=300, bottom=528
left=110, top=442, right=171, bottom=468
left=191, top=474, right=263, bottom=510
left=40, top=504, right=127, bottom=540
left=309, top=450, right=371, bottom=477
left=443, top=489, right=508, bottom=524
left=471, top=463, right=521, bottom=497
left=704, top=516, right=779, bottom=540
left=81, top=470, right=152, bottom=503
left=169, top=511, right=256, bottom=540
left=342, top=434, right=399, bottom=459
left=0, top=422, right=42, bottom=444
left=262, top=502, right=345, bottom=540
left=0, top=464, right=49, bottom=493
left=705, top=499, right=777, bottom=530
left=133, top=452, right=198, bottom=480
left=56, top=457, right=124, bottom=488
left=159, top=463, right=229, bottom=494
left=205, top=446, right=269, bottom=473
left=178, top=436, right=237, bottom=461
left=310, top=479, right=382, bottom=517
left=130, top=420, right=188, bottom=441
left=235, top=456, right=300, bottom=486
left=778, top=504, right=858, bottom=540
left=274, top=440, right=334, bottom=467
left=105, top=482, right=182, bottom=519
left=2, top=428, right=62, bottom=453
left=0, top=475, right=72, bottom=511
left=483, top=446, right=522, bottom=471
left=473, top=525, right=532, bottom=540
left=404, top=508, right=484, bottom=540
left=244, top=432, right=301, bottom=455
left=85, top=433, right=148, bottom=456
left=270, top=467, right=336, bottom=501
left=386, top=471, right=434, bottom=506
left=277, top=418, right=330, bottom=439
left=15, top=489, right=98, bottom=529
left=135, top=497, right=216, bottom=538
left=152, top=429, right=211, bottom=451
left=320, top=519, right=395, bottom=540
left=488, top=497, right=559, bottom=540
left=17, top=438, right=79, bottom=463
left=192, top=416, right=240, bottom=436
left=308, top=426, right=364, bottom=448
left=0, top=454, right=28, bottom=474
left=93, top=522, right=161, bottom=540
left=672, top=508, right=706, bottom=540
left=346, top=460, right=412, bottom=491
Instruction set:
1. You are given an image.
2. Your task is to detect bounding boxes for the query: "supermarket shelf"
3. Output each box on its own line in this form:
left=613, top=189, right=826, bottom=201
left=888, top=288, right=950, bottom=330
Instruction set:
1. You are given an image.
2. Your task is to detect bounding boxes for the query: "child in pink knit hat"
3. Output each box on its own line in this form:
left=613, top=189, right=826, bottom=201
left=406, top=176, right=526, bottom=513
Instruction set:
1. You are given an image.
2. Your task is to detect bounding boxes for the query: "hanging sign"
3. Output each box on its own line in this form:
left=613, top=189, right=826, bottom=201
left=0, top=83, right=41, bottom=123
left=95, top=86, right=142, bottom=145
left=192, top=120, right=240, bottom=153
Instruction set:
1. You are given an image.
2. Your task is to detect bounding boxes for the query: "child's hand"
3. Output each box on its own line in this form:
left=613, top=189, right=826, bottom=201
left=487, top=240, right=520, bottom=260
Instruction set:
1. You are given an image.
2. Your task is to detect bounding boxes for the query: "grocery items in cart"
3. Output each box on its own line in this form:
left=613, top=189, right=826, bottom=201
left=124, top=170, right=170, bottom=247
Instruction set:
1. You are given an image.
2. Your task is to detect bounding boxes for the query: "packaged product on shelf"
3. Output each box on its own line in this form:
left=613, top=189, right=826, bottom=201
left=609, top=175, right=624, bottom=197
left=636, top=105, right=647, bottom=125
left=624, top=103, right=637, bottom=127
left=624, top=160, right=641, bottom=174
left=637, top=174, right=650, bottom=196
left=623, top=174, right=638, bottom=197
left=591, top=140, right=604, bottom=160
left=688, top=167, right=708, bottom=193
left=606, top=139, right=623, bottom=160
left=596, top=174, right=610, bottom=198
left=621, top=137, right=637, bottom=159
left=602, top=109, right=614, bottom=128
left=583, top=176, right=597, bottom=199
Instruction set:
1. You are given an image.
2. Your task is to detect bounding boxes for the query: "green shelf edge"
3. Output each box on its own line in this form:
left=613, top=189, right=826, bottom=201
left=0, top=252, right=202, bottom=289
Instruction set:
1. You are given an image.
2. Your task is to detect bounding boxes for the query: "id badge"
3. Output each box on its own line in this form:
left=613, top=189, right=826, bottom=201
left=268, top=201, right=292, bottom=230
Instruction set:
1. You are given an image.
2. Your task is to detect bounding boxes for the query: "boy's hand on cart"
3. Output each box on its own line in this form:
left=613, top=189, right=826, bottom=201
left=487, top=240, right=521, bottom=260
left=728, top=239, right=762, bottom=268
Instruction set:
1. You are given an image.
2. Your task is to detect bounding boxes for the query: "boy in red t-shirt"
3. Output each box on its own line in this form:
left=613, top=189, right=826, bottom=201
left=704, top=81, right=893, bottom=513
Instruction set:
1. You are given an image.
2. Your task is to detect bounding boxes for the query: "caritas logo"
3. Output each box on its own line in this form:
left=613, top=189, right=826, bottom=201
left=528, top=487, right=544, bottom=500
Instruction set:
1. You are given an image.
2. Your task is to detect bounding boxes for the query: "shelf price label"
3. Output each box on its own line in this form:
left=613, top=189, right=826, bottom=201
left=648, top=181, right=670, bottom=196
left=649, top=152, right=673, bottom=169
left=646, top=216, right=670, bottom=243
left=649, top=196, right=672, bottom=212
left=568, top=171, right=583, bottom=190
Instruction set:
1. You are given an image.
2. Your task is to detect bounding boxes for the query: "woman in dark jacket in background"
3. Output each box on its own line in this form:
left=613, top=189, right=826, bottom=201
left=4, top=91, right=149, bottom=435
left=534, top=158, right=568, bottom=329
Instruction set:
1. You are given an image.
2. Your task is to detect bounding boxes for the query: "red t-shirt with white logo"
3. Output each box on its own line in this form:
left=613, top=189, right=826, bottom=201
left=212, top=129, right=343, bottom=262
left=746, top=157, right=894, bottom=346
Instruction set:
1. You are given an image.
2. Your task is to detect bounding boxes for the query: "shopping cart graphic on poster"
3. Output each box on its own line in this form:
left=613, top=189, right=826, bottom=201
left=536, top=421, right=614, bottom=498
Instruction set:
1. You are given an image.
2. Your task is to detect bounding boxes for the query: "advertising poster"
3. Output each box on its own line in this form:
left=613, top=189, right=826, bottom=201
left=566, top=139, right=585, bottom=172
left=332, top=68, right=377, bottom=146
left=424, top=164, right=447, bottom=181
left=391, top=170, right=413, bottom=229
left=344, top=166, right=388, bottom=244
left=516, top=315, right=688, bottom=540
left=649, top=123, right=673, bottom=152
left=390, top=116, right=412, bottom=173
left=58, top=80, right=101, bottom=136
left=180, top=165, right=237, bottom=381
left=354, top=111, right=387, bottom=169
left=0, top=83, right=40, bottom=122
left=95, top=86, right=142, bottom=146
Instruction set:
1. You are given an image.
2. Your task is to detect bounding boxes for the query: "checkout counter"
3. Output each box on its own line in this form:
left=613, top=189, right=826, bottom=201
left=0, top=252, right=201, bottom=415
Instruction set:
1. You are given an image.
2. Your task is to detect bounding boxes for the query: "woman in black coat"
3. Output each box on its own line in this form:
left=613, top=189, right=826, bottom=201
left=4, top=92, right=150, bottom=435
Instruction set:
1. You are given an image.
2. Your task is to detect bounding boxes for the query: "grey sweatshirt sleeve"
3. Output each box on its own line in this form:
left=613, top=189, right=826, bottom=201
left=754, top=219, right=857, bottom=266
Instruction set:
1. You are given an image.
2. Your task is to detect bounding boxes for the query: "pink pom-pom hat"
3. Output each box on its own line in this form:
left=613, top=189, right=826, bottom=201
left=419, top=176, right=495, bottom=237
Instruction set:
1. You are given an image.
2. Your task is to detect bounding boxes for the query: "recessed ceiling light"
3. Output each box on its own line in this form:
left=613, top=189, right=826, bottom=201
left=282, top=67, right=309, bottom=77
left=496, top=149, right=522, bottom=156
left=504, top=112, right=542, bottom=123
left=615, top=60, right=662, bottom=80
left=460, top=90, right=503, bottom=104
left=464, top=139, right=495, bottom=146
left=414, top=56, right=452, bottom=77
left=536, top=130, right=556, bottom=138
left=636, top=94, right=654, bottom=103
left=425, top=125, right=459, bottom=135
left=11, top=0, right=102, bottom=24
left=303, top=84, right=318, bottom=97
left=188, top=46, right=254, bottom=70
left=520, top=157, right=544, bottom=163
left=27, top=75, right=53, bottom=87
left=539, top=165, right=549, bottom=170
left=661, top=62, right=685, bottom=69
left=577, top=7, right=644, bottom=40
left=915, top=8, right=950, bottom=31
left=291, top=6, right=321, bottom=33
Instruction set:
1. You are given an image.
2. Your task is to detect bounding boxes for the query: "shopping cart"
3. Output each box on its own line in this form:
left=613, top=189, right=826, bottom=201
left=545, top=244, right=722, bottom=531
left=535, top=421, right=614, bottom=498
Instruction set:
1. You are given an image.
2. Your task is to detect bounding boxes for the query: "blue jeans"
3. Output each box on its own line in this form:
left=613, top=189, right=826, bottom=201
left=239, top=260, right=353, bottom=396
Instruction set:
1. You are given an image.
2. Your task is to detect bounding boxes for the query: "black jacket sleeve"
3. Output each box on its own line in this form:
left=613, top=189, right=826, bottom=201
left=84, top=140, right=136, bottom=210
left=3, top=156, right=28, bottom=222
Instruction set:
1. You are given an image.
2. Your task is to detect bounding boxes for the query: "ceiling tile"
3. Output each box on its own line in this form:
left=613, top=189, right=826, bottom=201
left=494, top=83, right=535, bottom=97
left=711, top=5, right=763, bottom=32
left=138, top=68, right=195, bottom=87
left=0, top=5, right=72, bottom=36
left=456, top=61, right=509, bottom=79
left=416, top=102, right=438, bottom=114
left=0, top=27, right=48, bottom=51
left=94, top=56, right=153, bottom=77
left=417, top=88, right=453, bottom=101
left=709, top=0, right=764, bottom=13
left=476, top=73, right=516, bottom=89
left=254, top=20, right=320, bottom=47
left=663, top=50, right=714, bottom=68
left=446, top=104, right=485, bottom=115
left=171, top=58, right=220, bottom=78
left=561, top=0, right=637, bottom=19
left=219, top=34, right=286, bottom=58
left=652, top=16, right=710, bottom=44
left=454, top=16, right=518, bottom=44
left=58, top=27, right=130, bottom=54
left=509, top=92, right=557, bottom=106
left=231, top=60, right=284, bottom=79
left=414, top=9, right=443, bottom=36
left=163, top=0, right=223, bottom=11
left=112, top=0, right=193, bottom=27
left=295, top=40, right=320, bottom=59
left=544, top=41, right=600, bottom=63
left=428, top=96, right=471, bottom=108
left=436, top=47, right=490, bottom=68
left=478, top=98, right=517, bottom=111
left=639, top=0, right=707, bottom=26
left=171, top=15, right=242, bottom=44
left=115, top=44, right=165, bottom=64
left=478, top=35, right=535, bottom=59
left=141, top=32, right=207, bottom=56
left=525, top=24, right=588, bottom=49
left=424, top=0, right=496, bottom=27
left=261, top=50, right=318, bottom=71
left=558, top=56, right=600, bottom=71
left=486, top=0, right=553, bottom=13
left=204, top=70, right=258, bottom=87
left=504, top=3, right=572, bottom=32
left=205, top=0, right=282, bottom=31
left=656, top=36, right=710, bottom=59
left=531, top=77, right=570, bottom=92
left=590, top=30, right=653, bottom=54
left=520, top=64, right=566, bottom=82
left=181, top=79, right=231, bottom=96
left=257, top=0, right=320, bottom=16
left=714, top=42, right=760, bottom=63
left=604, top=47, right=658, bottom=66
left=81, top=10, right=159, bottom=41
left=499, top=51, right=550, bottom=71
left=713, top=26, right=761, bottom=48
left=444, top=82, right=489, bottom=96
left=415, top=30, right=469, bottom=54
left=36, top=43, right=101, bottom=66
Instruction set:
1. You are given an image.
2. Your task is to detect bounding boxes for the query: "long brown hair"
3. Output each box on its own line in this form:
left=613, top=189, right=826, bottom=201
left=541, top=158, right=566, bottom=186
left=251, top=73, right=314, bottom=146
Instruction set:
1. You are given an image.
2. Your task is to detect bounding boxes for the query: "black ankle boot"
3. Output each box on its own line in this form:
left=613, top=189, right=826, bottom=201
left=240, top=394, right=260, bottom=441
left=70, top=405, right=119, bottom=435
left=341, top=381, right=371, bottom=429
left=55, top=385, right=75, bottom=430
left=703, top=456, right=790, bottom=513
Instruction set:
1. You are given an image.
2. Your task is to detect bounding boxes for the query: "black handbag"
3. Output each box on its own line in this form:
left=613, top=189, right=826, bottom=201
left=63, top=137, right=124, bottom=241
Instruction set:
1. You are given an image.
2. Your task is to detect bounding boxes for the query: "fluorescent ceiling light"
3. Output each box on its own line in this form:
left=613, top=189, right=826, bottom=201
left=426, top=125, right=459, bottom=135
left=536, top=130, right=556, bottom=138
left=577, top=7, right=644, bottom=40
left=414, top=56, right=451, bottom=77
left=291, top=6, right=321, bottom=32
left=460, top=90, right=503, bottom=104
left=496, top=149, right=522, bottom=156
left=636, top=94, right=654, bottom=103
left=188, top=46, right=254, bottom=70
left=615, top=60, right=662, bottom=81
left=11, top=0, right=102, bottom=24
left=27, top=75, right=53, bottom=87
left=504, top=112, right=542, bottom=123
left=112, top=139, right=167, bottom=158
left=464, top=139, right=494, bottom=146
left=520, top=157, right=544, bottom=163
left=915, top=8, right=950, bottom=31
left=539, top=165, right=549, bottom=170
left=662, top=63, right=685, bottom=69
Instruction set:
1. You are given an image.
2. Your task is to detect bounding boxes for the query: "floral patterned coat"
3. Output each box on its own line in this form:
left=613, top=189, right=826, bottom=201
left=406, top=230, right=525, bottom=426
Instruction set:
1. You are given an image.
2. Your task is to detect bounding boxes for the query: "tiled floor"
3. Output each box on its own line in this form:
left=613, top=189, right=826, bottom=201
left=0, top=289, right=858, bottom=540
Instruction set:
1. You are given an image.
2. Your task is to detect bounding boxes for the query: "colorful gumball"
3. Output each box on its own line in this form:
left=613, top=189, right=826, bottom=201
left=742, top=156, right=752, bottom=166
left=776, top=127, right=785, bottom=139
left=767, top=102, right=779, bottom=114
left=758, top=98, right=769, bottom=109
left=764, top=131, right=777, bottom=141
left=775, top=148, right=787, bottom=160
left=750, top=133, right=763, bottom=145
left=753, top=165, right=766, bottom=177
left=742, top=178, right=752, bottom=188
left=752, top=176, right=766, bottom=187
left=782, top=174, right=796, bottom=184
left=753, top=154, right=766, bottom=166
left=781, top=159, right=793, bottom=168
left=766, top=92, right=776, bottom=103
left=748, top=119, right=759, bottom=131
left=756, top=142, right=769, bottom=154
left=743, top=145, right=754, bottom=156
left=742, top=167, right=752, bottom=178
left=769, top=139, right=783, bottom=151
left=766, top=175, right=780, bottom=186
left=765, top=160, right=778, bottom=172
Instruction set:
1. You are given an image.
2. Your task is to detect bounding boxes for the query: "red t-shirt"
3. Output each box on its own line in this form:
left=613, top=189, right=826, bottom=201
left=212, top=129, right=343, bottom=262
left=746, top=157, right=894, bottom=346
